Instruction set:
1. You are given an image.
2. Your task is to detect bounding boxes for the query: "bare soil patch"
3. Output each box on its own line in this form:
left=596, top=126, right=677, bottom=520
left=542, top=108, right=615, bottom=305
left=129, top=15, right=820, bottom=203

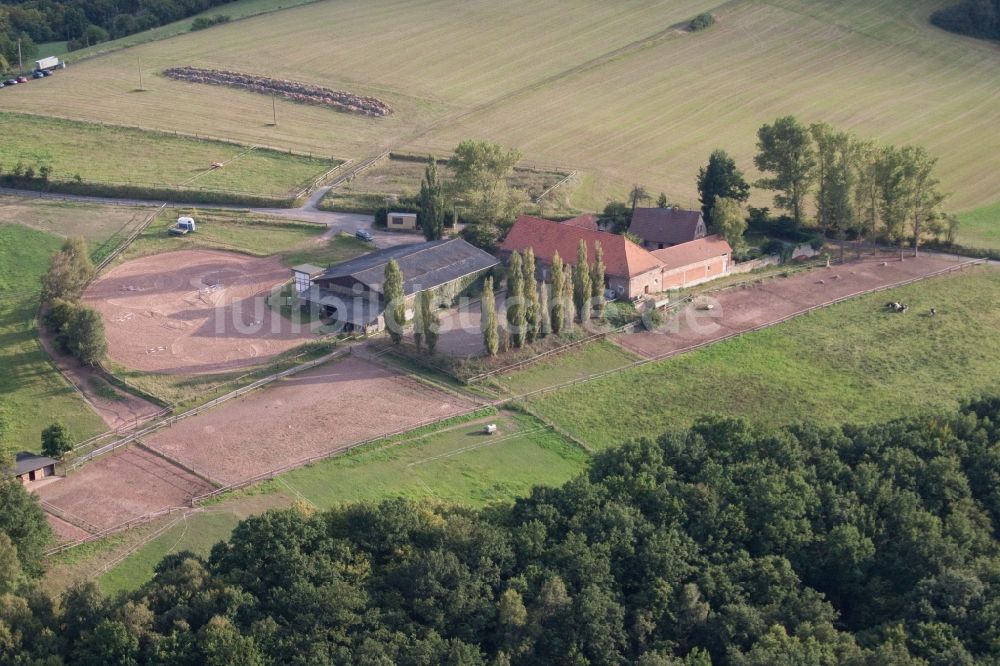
left=46, top=514, right=93, bottom=543
left=163, top=67, right=392, bottom=117
left=84, top=249, right=314, bottom=374
left=36, top=447, right=213, bottom=531
left=616, top=253, right=971, bottom=359
left=143, top=356, right=477, bottom=485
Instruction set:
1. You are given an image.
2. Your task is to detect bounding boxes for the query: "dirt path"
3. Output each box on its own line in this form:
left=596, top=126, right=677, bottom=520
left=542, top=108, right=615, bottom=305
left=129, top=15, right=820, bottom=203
left=35, top=321, right=163, bottom=431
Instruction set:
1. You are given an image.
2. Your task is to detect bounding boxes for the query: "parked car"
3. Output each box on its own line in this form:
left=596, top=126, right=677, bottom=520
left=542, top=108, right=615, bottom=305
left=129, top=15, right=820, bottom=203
left=355, top=230, right=374, bottom=242
left=16, top=75, right=27, bottom=83
left=4, top=79, right=18, bottom=86
left=32, top=71, right=45, bottom=79
left=40, top=69, right=53, bottom=76
left=0, top=82, right=5, bottom=89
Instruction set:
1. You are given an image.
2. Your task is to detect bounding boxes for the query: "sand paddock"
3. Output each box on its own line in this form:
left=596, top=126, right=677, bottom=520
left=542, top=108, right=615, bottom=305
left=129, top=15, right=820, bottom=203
left=36, top=447, right=213, bottom=532
left=616, top=253, right=972, bottom=359
left=84, top=249, right=313, bottom=374
left=143, top=356, right=477, bottom=484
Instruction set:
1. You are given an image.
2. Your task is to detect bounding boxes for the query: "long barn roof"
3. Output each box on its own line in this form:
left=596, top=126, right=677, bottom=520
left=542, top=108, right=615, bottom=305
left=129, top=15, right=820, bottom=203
left=318, top=238, right=498, bottom=295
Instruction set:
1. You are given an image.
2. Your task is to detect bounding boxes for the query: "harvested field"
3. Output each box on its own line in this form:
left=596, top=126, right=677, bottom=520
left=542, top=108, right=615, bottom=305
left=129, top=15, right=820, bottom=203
left=84, top=249, right=314, bottom=374
left=143, top=356, right=477, bottom=485
left=616, top=253, right=974, bottom=359
left=36, top=447, right=213, bottom=531
left=163, top=67, right=392, bottom=116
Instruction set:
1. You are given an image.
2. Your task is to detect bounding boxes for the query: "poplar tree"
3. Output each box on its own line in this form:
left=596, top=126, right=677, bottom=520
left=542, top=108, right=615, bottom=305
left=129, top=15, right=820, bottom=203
left=538, top=282, right=551, bottom=338
left=481, top=277, right=499, bottom=356
left=590, top=240, right=605, bottom=320
left=383, top=259, right=405, bottom=344
left=573, top=240, right=592, bottom=323
left=550, top=252, right=565, bottom=335
left=522, top=248, right=540, bottom=343
left=506, top=252, right=526, bottom=348
left=418, top=156, right=445, bottom=241
left=420, top=290, right=439, bottom=354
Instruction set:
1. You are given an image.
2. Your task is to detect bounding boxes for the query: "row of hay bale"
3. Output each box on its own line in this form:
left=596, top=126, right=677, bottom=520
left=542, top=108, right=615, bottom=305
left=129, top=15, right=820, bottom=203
left=163, top=66, right=392, bottom=117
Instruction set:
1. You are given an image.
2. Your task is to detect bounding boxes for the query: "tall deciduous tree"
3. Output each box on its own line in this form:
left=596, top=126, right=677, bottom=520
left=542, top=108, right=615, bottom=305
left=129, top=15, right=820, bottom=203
left=481, top=277, right=499, bottom=356
left=697, top=149, right=750, bottom=222
left=628, top=184, right=651, bottom=215
left=590, top=240, right=606, bottom=320
left=710, top=196, right=746, bottom=252
left=418, top=156, right=445, bottom=241
left=550, top=252, right=565, bottom=335
left=875, top=145, right=911, bottom=255
left=754, top=116, right=816, bottom=229
left=506, top=251, right=526, bottom=348
left=419, top=290, right=439, bottom=354
left=522, top=248, right=540, bottom=343
left=538, top=282, right=551, bottom=339
left=573, top=240, right=592, bottom=323
left=42, top=422, right=71, bottom=458
left=62, top=305, right=107, bottom=366
left=852, top=139, right=883, bottom=255
left=450, top=140, right=525, bottom=249
left=41, top=236, right=94, bottom=303
left=383, top=259, right=405, bottom=344
left=902, top=146, right=947, bottom=256
left=0, top=479, right=52, bottom=575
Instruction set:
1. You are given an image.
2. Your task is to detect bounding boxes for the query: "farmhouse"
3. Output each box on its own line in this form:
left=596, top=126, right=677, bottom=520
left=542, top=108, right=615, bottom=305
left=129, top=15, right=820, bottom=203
left=297, top=238, right=497, bottom=333
left=500, top=215, right=733, bottom=298
left=629, top=207, right=706, bottom=249
left=652, top=235, right=733, bottom=289
left=9, top=452, right=58, bottom=486
left=500, top=215, right=665, bottom=299
left=561, top=214, right=601, bottom=231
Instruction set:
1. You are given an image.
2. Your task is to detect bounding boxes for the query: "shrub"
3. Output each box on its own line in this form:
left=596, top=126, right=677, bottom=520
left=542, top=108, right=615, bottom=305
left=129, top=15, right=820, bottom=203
left=761, top=239, right=785, bottom=256
left=689, top=12, right=716, bottom=31
left=61, top=305, right=107, bottom=366
left=41, top=423, right=71, bottom=458
left=191, top=14, right=231, bottom=31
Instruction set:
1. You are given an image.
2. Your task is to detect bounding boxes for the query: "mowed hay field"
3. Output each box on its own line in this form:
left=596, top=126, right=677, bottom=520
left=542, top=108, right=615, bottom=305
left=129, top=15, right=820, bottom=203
left=522, top=267, right=1000, bottom=450
left=0, top=113, right=339, bottom=198
left=2, top=0, right=998, bottom=228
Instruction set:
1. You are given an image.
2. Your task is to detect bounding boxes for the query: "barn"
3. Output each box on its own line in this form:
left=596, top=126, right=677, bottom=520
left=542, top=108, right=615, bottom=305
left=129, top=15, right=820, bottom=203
left=10, top=452, right=58, bottom=486
left=296, top=238, right=498, bottom=333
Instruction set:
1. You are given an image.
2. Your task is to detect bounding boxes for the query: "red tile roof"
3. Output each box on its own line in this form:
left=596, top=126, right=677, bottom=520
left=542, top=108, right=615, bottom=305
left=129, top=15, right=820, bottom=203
left=651, top=235, right=732, bottom=268
left=561, top=214, right=600, bottom=231
left=500, top=215, right=663, bottom=279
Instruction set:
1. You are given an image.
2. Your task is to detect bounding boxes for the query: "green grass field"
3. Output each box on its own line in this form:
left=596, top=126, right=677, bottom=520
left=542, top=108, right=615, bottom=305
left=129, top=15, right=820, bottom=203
left=0, top=112, right=339, bottom=198
left=957, top=201, right=1000, bottom=249
left=524, top=267, right=1000, bottom=449
left=0, top=225, right=106, bottom=454
left=490, top=340, right=639, bottom=396
left=3, top=0, right=998, bottom=240
left=92, top=410, right=588, bottom=593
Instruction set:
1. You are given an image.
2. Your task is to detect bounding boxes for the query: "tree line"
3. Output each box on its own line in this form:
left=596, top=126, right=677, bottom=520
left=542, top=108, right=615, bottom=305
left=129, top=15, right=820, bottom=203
left=3, top=397, right=1000, bottom=663
left=0, top=0, right=237, bottom=63
left=931, top=0, right=1000, bottom=41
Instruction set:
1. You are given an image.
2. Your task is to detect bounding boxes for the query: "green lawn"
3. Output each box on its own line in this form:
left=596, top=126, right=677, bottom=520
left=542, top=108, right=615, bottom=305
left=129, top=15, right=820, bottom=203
left=124, top=208, right=325, bottom=259
left=93, top=411, right=588, bottom=593
left=0, top=225, right=106, bottom=454
left=0, top=112, right=339, bottom=198
left=491, top=340, right=639, bottom=396
left=525, top=267, right=1000, bottom=450
left=280, top=231, right=374, bottom=267
left=957, top=201, right=1000, bottom=249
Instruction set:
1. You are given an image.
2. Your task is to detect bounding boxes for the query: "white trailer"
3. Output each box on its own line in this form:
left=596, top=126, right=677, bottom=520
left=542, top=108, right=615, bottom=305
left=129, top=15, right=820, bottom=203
left=34, top=56, right=60, bottom=71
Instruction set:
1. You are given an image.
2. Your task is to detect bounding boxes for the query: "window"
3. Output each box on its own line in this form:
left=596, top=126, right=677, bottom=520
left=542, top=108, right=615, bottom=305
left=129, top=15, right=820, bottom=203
left=391, top=216, right=404, bottom=226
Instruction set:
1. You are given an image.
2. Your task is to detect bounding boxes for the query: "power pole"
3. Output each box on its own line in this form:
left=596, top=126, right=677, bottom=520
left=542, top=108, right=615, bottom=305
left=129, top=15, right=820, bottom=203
left=272, top=94, right=277, bottom=126
left=17, top=38, right=23, bottom=75
left=137, top=56, right=143, bottom=90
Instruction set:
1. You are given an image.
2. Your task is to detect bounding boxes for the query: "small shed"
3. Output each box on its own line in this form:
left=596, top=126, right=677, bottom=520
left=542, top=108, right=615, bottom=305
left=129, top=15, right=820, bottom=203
left=11, top=452, right=58, bottom=485
left=387, top=212, right=418, bottom=231
left=290, top=264, right=325, bottom=294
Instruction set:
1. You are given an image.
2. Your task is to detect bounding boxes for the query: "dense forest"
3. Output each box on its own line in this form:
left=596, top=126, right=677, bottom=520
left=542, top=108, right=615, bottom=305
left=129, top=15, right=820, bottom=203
left=932, top=0, right=1000, bottom=41
left=0, top=0, right=236, bottom=66
left=3, top=398, right=1000, bottom=664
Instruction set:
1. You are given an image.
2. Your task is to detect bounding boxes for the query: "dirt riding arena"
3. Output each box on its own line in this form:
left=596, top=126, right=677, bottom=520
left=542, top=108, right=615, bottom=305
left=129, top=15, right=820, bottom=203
left=84, top=249, right=313, bottom=374
left=35, top=446, right=213, bottom=534
left=142, top=355, right=477, bottom=485
left=616, top=253, right=975, bottom=359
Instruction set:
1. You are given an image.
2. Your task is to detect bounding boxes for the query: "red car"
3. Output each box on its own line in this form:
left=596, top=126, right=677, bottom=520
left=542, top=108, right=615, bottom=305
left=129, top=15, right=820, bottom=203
left=16, top=75, right=28, bottom=83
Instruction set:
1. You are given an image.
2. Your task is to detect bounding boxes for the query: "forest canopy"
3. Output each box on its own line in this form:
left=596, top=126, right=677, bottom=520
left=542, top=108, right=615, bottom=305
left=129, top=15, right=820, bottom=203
left=3, top=398, right=1000, bottom=664
left=931, top=0, right=1000, bottom=41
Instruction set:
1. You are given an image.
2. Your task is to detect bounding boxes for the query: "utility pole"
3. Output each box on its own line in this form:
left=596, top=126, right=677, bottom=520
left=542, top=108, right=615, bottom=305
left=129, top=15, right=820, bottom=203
left=17, top=38, right=23, bottom=75
left=137, top=56, right=143, bottom=90
left=272, top=94, right=277, bottom=126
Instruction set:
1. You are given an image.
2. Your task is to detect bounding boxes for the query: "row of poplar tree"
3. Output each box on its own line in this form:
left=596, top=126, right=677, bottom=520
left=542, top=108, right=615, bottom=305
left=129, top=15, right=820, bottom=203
left=480, top=241, right=606, bottom=357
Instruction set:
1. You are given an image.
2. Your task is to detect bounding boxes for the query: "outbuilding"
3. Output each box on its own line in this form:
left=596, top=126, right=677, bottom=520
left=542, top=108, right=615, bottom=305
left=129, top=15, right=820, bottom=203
left=387, top=212, right=418, bottom=231
left=10, top=452, right=59, bottom=485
